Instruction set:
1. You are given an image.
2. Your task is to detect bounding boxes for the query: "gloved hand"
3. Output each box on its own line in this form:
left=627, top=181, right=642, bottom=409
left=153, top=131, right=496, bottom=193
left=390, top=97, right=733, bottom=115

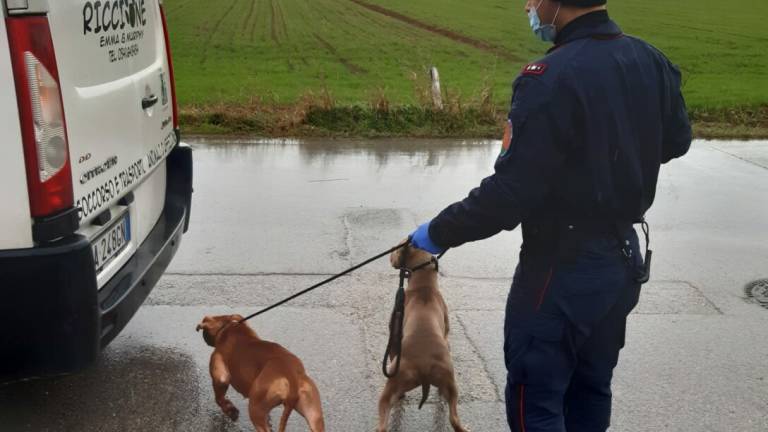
left=409, top=222, right=446, bottom=255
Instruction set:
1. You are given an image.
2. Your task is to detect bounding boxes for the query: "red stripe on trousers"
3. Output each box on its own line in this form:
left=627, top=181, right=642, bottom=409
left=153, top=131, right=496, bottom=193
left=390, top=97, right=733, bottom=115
left=535, top=267, right=555, bottom=311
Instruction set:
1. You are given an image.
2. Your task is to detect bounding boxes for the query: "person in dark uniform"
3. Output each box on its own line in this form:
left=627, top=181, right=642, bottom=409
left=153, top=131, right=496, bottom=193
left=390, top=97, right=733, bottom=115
left=407, top=0, right=692, bottom=431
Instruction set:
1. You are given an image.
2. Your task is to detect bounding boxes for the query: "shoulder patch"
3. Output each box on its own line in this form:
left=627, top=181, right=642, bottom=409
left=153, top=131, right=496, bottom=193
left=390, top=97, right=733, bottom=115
left=522, top=63, right=548, bottom=76
left=500, top=119, right=512, bottom=156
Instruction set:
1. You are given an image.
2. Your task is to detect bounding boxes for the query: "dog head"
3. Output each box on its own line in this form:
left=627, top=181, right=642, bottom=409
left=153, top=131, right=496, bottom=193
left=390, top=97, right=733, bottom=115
left=196, top=314, right=244, bottom=347
left=390, top=239, right=434, bottom=270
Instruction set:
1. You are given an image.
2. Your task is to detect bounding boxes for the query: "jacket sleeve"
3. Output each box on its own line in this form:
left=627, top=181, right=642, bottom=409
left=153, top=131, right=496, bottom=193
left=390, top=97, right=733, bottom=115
left=662, top=62, right=692, bottom=163
left=428, top=75, right=571, bottom=249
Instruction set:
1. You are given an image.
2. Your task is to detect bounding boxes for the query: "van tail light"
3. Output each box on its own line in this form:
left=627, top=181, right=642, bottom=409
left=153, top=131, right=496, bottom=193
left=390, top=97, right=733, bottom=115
left=7, top=16, right=74, bottom=218
left=159, top=2, right=179, bottom=130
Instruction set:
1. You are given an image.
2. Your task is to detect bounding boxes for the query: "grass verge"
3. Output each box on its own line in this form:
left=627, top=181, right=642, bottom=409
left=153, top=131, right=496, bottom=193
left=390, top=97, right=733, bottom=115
left=689, top=106, right=768, bottom=140
left=180, top=101, right=768, bottom=140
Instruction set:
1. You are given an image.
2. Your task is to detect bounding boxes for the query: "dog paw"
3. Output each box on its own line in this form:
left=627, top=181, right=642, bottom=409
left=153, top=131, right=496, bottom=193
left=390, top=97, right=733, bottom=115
left=227, top=407, right=240, bottom=422
left=222, top=404, right=239, bottom=422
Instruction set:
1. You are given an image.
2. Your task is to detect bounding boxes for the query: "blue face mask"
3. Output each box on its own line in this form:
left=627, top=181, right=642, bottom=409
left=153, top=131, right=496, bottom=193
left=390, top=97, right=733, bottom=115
left=528, top=1, right=560, bottom=42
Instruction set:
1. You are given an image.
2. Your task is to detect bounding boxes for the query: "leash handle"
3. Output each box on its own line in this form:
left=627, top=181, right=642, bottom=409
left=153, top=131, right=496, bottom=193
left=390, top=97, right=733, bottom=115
left=382, top=280, right=406, bottom=378
left=382, top=247, right=409, bottom=378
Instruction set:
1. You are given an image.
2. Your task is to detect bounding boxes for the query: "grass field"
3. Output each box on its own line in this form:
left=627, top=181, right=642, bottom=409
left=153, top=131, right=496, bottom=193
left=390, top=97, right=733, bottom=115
left=165, top=0, right=768, bottom=136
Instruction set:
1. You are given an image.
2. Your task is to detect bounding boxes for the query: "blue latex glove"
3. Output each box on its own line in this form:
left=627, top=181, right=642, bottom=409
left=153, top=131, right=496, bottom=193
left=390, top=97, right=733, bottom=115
left=410, top=222, right=446, bottom=255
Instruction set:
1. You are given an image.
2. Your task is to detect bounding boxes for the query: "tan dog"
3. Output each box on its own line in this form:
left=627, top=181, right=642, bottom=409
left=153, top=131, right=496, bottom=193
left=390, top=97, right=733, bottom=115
left=377, top=244, right=467, bottom=432
left=196, top=315, right=325, bottom=432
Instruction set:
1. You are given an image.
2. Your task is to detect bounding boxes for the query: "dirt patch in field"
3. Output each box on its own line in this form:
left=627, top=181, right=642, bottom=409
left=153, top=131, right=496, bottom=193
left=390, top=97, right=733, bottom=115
left=348, top=0, right=521, bottom=62
left=314, top=33, right=369, bottom=75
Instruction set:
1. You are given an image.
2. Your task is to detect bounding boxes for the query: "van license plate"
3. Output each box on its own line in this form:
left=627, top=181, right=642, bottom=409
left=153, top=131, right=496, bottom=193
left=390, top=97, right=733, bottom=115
left=93, top=214, right=131, bottom=274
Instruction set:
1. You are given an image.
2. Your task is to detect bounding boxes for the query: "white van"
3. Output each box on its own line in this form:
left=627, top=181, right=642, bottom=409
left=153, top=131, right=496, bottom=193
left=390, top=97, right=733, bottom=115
left=0, top=0, right=192, bottom=380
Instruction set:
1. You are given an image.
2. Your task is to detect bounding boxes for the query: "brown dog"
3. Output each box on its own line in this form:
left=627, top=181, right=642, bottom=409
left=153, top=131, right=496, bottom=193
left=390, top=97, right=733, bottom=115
left=377, top=244, right=468, bottom=432
left=196, top=314, right=325, bottom=432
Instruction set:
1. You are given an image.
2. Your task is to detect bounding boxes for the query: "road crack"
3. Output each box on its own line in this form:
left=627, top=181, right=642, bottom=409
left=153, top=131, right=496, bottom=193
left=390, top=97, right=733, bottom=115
left=711, top=145, right=768, bottom=171
left=455, top=313, right=503, bottom=402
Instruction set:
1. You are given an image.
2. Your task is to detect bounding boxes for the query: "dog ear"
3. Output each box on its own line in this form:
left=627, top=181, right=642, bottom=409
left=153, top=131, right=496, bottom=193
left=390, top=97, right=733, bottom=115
left=196, top=315, right=214, bottom=332
left=390, top=248, right=401, bottom=269
left=196, top=322, right=212, bottom=333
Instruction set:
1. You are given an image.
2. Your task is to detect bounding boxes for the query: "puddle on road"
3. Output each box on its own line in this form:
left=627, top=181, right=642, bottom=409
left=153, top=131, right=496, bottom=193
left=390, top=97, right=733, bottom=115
left=0, top=345, right=239, bottom=432
left=187, top=136, right=500, bottom=172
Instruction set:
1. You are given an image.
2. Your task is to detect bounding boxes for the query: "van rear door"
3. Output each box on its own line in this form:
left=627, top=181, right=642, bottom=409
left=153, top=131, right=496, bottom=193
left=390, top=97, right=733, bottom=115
left=45, top=0, right=176, bottom=225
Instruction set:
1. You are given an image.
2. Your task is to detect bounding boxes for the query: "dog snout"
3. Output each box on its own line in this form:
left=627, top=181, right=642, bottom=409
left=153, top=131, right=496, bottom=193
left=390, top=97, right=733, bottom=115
left=390, top=239, right=410, bottom=268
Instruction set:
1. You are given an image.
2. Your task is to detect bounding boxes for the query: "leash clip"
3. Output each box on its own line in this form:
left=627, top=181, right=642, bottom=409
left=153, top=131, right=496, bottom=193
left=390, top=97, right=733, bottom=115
left=401, top=268, right=412, bottom=280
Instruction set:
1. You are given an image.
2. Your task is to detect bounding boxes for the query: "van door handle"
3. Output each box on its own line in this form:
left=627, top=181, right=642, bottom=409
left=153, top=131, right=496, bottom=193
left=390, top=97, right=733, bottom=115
left=142, top=94, right=159, bottom=109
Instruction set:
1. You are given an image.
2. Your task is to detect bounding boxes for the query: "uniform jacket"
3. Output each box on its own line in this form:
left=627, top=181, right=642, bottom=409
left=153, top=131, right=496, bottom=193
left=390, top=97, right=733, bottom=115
left=429, top=11, right=692, bottom=249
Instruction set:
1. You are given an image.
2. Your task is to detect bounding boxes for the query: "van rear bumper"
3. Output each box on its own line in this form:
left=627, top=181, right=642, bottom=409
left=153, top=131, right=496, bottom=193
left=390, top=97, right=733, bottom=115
left=0, top=144, right=192, bottom=382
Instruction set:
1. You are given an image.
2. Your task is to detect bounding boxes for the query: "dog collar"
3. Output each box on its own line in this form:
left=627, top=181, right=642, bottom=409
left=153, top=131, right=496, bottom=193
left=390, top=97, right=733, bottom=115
left=404, top=256, right=440, bottom=277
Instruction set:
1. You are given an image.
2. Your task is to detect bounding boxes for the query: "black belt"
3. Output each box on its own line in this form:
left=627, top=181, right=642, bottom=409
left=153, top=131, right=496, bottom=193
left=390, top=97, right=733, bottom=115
left=521, top=217, right=652, bottom=284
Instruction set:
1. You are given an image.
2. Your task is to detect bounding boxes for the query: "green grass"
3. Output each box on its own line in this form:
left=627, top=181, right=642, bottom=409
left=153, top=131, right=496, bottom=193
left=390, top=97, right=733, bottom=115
left=165, top=0, right=768, bottom=135
left=166, top=0, right=520, bottom=107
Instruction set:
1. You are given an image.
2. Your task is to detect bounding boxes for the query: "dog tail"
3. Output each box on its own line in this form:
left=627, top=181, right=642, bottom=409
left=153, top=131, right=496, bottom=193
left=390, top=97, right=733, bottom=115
left=418, top=382, right=430, bottom=410
left=278, top=403, right=295, bottom=432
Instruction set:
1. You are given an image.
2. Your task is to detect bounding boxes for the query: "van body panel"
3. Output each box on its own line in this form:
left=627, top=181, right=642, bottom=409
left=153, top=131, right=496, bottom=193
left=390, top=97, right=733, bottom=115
left=46, top=0, right=175, bottom=235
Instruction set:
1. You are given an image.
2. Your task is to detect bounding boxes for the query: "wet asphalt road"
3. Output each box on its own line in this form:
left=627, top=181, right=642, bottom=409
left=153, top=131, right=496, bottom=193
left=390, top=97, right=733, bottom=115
left=2, top=139, right=768, bottom=431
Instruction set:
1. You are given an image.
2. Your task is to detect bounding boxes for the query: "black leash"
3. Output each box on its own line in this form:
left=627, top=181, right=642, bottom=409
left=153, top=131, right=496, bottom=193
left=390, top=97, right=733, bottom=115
left=382, top=248, right=446, bottom=378
left=235, top=237, right=445, bottom=380
left=239, top=241, right=410, bottom=323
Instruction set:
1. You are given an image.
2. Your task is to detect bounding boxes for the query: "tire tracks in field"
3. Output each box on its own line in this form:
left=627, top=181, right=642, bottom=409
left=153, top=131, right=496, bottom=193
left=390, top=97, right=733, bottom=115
left=167, top=0, right=192, bottom=13
left=250, top=0, right=265, bottom=43
left=270, top=0, right=289, bottom=45
left=347, top=0, right=522, bottom=62
left=227, top=0, right=249, bottom=47
left=676, top=23, right=768, bottom=43
left=241, top=0, right=257, bottom=35
left=313, top=33, right=369, bottom=75
left=199, top=0, right=240, bottom=65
